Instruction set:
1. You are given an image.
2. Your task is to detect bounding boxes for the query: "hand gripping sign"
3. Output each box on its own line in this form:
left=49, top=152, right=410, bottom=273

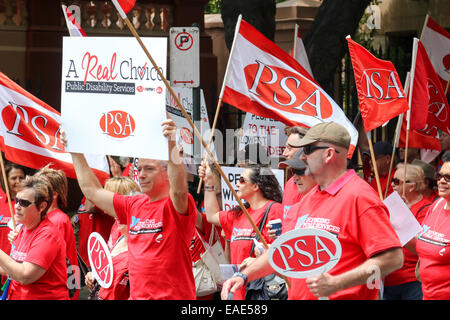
left=268, top=228, right=342, bottom=299
left=88, top=232, right=114, bottom=288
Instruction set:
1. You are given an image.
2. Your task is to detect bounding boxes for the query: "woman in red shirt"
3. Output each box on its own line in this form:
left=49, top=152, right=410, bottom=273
left=407, top=154, right=450, bottom=299
left=199, top=163, right=283, bottom=300
left=0, top=176, right=68, bottom=300
left=383, top=163, right=431, bottom=300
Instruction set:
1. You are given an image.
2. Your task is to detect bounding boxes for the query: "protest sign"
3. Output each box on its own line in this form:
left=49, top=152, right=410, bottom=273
left=238, top=112, right=288, bottom=159
left=268, top=228, right=342, bottom=279
left=165, top=87, right=215, bottom=157
left=220, top=166, right=284, bottom=211
left=61, top=36, right=168, bottom=160
left=383, top=191, right=422, bottom=246
left=88, top=232, right=114, bottom=288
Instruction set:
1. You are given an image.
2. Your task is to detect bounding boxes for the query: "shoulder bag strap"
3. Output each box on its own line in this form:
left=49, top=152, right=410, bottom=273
left=249, top=201, right=275, bottom=258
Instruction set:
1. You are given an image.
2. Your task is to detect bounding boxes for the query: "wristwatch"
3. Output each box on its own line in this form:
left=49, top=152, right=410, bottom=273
left=232, top=272, right=248, bottom=285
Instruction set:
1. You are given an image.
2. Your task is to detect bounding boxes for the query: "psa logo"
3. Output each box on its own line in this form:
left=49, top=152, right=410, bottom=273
left=99, top=110, right=135, bottom=139
left=179, top=127, right=193, bottom=144
left=136, top=85, right=163, bottom=94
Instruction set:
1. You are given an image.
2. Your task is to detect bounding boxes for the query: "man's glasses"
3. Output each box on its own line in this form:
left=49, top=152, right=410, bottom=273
left=436, top=173, right=450, bottom=183
left=14, top=197, right=35, bottom=208
left=292, top=168, right=306, bottom=176
left=392, top=178, right=411, bottom=186
left=303, top=145, right=340, bottom=155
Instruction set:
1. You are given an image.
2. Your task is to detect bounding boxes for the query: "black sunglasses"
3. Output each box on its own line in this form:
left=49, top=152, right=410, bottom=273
left=292, top=168, right=306, bottom=176
left=392, top=178, right=411, bottom=186
left=14, top=197, right=35, bottom=208
left=239, top=176, right=247, bottom=184
left=303, top=145, right=340, bottom=155
left=437, top=173, right=450, bottom=183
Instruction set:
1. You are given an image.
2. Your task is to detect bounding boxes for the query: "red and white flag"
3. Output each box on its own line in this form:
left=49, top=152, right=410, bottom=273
left=409, top=38, right=450, bottom=133
left=346, top=36, right=409, bottom=132
left=292, top=24, right=314, bottom=79
left=0, top=72, right=110, bottom=182
left=61, top=5, right=86, bottom=37
left=420, top=16, right=450, bottom=90
left=112, top=0, right=136, bottom=19
left=221, top=16, right=358, bottom=157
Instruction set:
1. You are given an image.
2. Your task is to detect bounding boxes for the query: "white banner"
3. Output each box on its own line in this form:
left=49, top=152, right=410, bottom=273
left=61, top=37, right=168, bottom=160
left=220, top=166, right=284, bottom=211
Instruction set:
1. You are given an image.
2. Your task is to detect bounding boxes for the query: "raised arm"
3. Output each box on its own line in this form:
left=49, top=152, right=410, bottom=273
left=198, top=161, right=221, bottom=227
left=60, top=130, right=116, bottom=218
left=162, top=119, right=189, bottom=215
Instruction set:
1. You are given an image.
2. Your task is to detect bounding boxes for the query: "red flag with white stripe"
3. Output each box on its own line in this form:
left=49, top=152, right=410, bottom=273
left=0, top=72, right=110, bottom=182
left=112, top=0, right=136, bottom=19
left=221, top=16, right=358, bottom=158
left=420, top=16, right=450, bottom=90
left=292, top=24, right=314, bottom=79
left=61, top=5, right=86, bottom=37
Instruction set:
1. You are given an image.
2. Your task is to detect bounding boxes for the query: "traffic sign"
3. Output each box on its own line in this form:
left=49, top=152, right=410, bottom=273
left=169, top=27, right=200, bottom=88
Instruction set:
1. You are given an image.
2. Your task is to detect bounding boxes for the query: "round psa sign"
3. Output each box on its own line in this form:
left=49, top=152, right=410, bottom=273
left=268, top=228, right=342, bottom=279
left=88, top=232, right=114, bottom=288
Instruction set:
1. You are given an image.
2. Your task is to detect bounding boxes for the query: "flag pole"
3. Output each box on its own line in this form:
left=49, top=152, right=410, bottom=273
left=292, top=24, right=299, bottom=57
left=111, top=5, right=268, bottom=248
left=197, top=15, right=243, bottom=194
left=384, top=73, right=410, bottom=199
left=445, top=75, right=450, bottom=95
left=0, top=152, right=15, bottom=230
left=367, top=132, right=383, bottom=200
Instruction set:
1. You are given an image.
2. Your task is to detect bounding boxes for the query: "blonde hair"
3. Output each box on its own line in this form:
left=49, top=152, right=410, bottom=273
left=35, top=165, right=68, bottom=210
left=396, top=163, right=426, bottom=192
left=104, top=176, right=141, bottom=195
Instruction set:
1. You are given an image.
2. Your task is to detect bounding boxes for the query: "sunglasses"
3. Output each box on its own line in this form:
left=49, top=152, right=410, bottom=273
left=239, top=176, right=248, bottom=184
left=14, top=197, right=35, bottom=208
left=303, top=145, right=340, bottom=155
left=437, top=173, right=450, bottom=183
left=292, top=168, right=306, bottom=176
left=392, top=178, right=411, bottom=186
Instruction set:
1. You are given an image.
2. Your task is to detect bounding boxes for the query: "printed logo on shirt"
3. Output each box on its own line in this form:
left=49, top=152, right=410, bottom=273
left=11, top=249, right=26, bottom=262
left=129, top=216, right=163, bottom=235
left=0, top=215, right=11, bottom=228
left=295, top=214, right=340, bottom=235
left=418, top=224, right=449, bottom=247
left=230, top=227, right=256, bottom=242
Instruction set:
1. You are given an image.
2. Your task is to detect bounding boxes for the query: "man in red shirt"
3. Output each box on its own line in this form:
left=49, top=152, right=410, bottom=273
left=63, top=119, right=196, bottom=300
left=222, top=122, right=403, bottom=300
left=281, top=126, right=308, bottom=205
left=363, top=141, right=395, bottom=198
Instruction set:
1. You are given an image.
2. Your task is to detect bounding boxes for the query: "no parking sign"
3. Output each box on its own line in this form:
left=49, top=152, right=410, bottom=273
left=169, top=27, right=200, bottom=87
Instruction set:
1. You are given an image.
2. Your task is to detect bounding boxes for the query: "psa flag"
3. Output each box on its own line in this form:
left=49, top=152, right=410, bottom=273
left=112, top=0, right=136, bottom=19
left=292, top=24, right=314, bottom=79
left=0, top=72, right=110, bottom=182
left=346, top=36, right=409, bottom=132
left=61, top=5, right=86, bottom=37
left=222, top=16, right=358, bottom=158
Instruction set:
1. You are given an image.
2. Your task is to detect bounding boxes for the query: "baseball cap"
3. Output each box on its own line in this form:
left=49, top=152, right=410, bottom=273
left=279, top=149, right=306, bottom=169
left=363, top=141, right=393, bottom=157
left=412, top=159, right=436, bottom=180
left=291, top=122, right=350, bottom=149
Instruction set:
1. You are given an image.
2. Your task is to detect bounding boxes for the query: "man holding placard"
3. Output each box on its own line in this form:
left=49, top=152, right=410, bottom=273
left=222, top=122, right=403, bottom=300
left=62, top=119, right=197, bottom=300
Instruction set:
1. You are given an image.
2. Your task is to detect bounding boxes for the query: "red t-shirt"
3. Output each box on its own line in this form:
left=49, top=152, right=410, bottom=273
left=282, top=176, right=303, bottom=206
left=47, top=208, right=79, bottom=300
left=0, top=189, right=13, bottom=286
left=98, top=250, right=129, bottom=300
left=283, top=170, right=401, bottom=300
left=219, top=201, right=283, bottom=300
left=77, top=198, right=115, bottom=268
left=384, top=197, right=431, bottom=286
left=416, top=198, right=450, bottom=299
left=369, top=171, right=394, bottom=198
left=114, top=193, right=196, bottom=300
left=9, top=217, right=69, bottom=300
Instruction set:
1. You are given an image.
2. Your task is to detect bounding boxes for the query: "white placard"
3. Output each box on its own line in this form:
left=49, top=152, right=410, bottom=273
left=383, top=191, right=422, bottom=246
left=239, top=112, right=288, bottom=158
left=220, top=166, right=284, bottom=211
left=61, top=37, right=168, bottom=160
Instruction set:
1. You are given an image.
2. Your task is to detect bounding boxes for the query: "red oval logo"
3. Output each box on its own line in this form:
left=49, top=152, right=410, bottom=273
left=244, top=62, right=333, bottom=119
left=268, top=228, right=341, bottom=279
left=180, top=127, right=193, bottom=144
left=1, top=103, right=65, bottom=153
left=88, top=232, right=113, bottom=288
left=99, top=110, right=135, bottom=139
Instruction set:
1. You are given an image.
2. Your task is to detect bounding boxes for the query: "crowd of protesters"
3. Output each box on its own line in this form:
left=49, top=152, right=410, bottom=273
left=0, top=119, right=449, bottom=300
